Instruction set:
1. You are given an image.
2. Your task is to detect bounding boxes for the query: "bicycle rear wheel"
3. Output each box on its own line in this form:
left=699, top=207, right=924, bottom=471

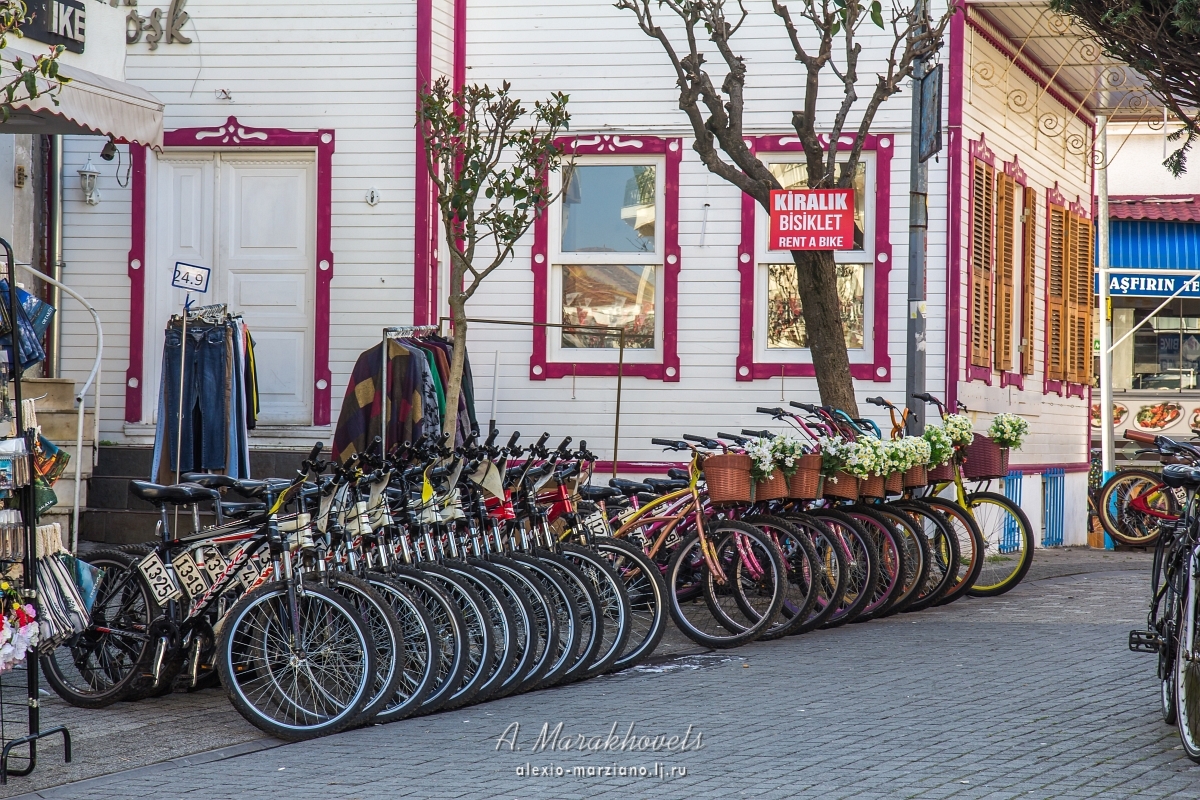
left=1099, top=469, right=1176, bottom=546
left=890, top=500, right=959, bottom=613
left=966, top=491, right=1035, bottom=596
left=42, top=549, right=157, bottom=708
left=666, top=522, right=786, bottom=649
left=216, top=581, right=376, bottom=741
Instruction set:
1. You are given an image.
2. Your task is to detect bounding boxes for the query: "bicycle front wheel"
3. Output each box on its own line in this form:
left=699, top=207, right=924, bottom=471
left=216, top=581, right=376, bottom=741
left=1177, top=555, right=1200, bottom=761
left=666, top=522, right=786, bottom=649
left=966, top=492, right=1034, bottom=596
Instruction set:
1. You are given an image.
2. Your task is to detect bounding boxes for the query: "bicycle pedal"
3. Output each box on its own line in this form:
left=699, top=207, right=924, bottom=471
left=1129, top=629, right=1162, bottom=653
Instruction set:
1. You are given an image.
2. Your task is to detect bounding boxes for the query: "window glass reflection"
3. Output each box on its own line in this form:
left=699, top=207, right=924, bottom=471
left=561, top=165, right=656, bottom=253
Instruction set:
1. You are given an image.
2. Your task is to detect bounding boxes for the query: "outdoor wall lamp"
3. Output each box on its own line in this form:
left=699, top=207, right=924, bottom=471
left=78, top=157, right=101, bottom=206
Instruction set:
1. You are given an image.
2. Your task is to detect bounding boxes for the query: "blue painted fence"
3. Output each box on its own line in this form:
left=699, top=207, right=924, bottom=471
left=1042, top=468, right=1065, bottom=547
left=1002, top=471, right=1023, bottom=554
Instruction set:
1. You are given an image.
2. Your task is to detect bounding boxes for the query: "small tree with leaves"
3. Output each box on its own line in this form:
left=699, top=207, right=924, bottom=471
left=419, top=78, right=570, bottom=438
left=616, top=0, right=951, bottom=414
left=0, top=0, right=67, bottom=120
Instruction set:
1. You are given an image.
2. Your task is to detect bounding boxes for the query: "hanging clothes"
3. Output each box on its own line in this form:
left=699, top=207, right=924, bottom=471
left=150, top=308, right=258, bottom=481
left=333, top=330, right=478, bottom=462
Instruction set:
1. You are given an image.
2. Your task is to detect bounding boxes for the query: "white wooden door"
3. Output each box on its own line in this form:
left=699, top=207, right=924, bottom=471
left=148, top=151, right=316, bottom=426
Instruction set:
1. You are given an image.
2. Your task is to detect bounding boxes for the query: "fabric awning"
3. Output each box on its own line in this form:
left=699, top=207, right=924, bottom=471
left=0, top=47, right=163, bottom=148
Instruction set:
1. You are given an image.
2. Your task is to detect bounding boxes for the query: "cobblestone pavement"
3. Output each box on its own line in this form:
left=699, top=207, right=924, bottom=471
left=10, top=546, right=1199, bottom=800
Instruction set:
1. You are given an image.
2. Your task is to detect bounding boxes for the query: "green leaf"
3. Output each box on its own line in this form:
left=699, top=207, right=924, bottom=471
left=870, top=0, right=884, bottom=27
left=830, top=18, right=841, bottom=35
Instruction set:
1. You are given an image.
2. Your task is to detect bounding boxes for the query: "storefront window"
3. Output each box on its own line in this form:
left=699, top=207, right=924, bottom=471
left=1112, top=298, right=1200, bottom=391
left=766, top=263, right=865, bottom=349
left=561, top=264, right=656, bottom=349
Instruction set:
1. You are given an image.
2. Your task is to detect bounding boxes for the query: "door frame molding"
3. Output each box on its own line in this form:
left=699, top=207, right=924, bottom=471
left=127, top=116, right=336, bottom=425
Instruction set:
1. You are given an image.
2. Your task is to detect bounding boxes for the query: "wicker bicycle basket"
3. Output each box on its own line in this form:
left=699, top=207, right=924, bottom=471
left=823, top=471, right=860, bottom=501
left=703, top=453, right=753, bottom=504
left=787, top=455, right=824, bottom=500
left=884, top=472, right=904, bottom=495
left=926, top=461, right=956, bottom=485
left=902, top=464, right=928, bottom=488
left=755, top=470, right=789, bottom=502
left=860, top=474, right=886, bottom=499
left=961, top=433, right=1009, bottom=480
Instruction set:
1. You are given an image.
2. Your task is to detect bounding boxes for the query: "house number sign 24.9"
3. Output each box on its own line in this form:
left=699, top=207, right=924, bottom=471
left=126, top=0, right=192, bottom=50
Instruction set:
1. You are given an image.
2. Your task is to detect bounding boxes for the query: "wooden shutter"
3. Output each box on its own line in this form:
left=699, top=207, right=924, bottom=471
left=1071, top=213, right=1095, bottom=383
left=1021, top=187, right=1037, bottom=375
left=993, top=172, right=1016, bottom=372
left=1046, top=204, right=1068, bottom=382
left=969, top=160, right=995, bottom=369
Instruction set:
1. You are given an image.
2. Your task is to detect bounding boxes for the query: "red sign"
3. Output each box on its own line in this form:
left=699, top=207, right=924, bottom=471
left=768, top=189, right=856, bottom=251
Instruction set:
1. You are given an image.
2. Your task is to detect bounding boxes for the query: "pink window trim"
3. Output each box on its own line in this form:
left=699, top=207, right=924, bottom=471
left=125, top=116, right=336, bottom=425
left=735, top=134, right=893, bottom=382
left=1041, top=182, right=1089, bottom=398
left=965, top=134, right=996, bottom=386
left=529, top=134, right=682, bottom=382
left=999, top=372, right=1024, bottom=389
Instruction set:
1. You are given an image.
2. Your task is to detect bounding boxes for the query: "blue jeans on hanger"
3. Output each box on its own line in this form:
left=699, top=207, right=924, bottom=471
left=163, top=325, right=228, bottom=471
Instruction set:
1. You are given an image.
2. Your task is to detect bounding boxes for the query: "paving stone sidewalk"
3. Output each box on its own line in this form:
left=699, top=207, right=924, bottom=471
left=8, top=546, right=1194, bottom=800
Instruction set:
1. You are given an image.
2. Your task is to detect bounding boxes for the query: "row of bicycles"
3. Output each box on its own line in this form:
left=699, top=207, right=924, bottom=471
left=42, top=392, right=1034, bottom=741
left=1123, top=428, right=1200, bottom=762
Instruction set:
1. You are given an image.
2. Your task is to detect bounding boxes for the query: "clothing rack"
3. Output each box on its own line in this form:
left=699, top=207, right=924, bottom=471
left=380, top=324, right=441, bottom=452
left=0, top=237, right=70, bottom=783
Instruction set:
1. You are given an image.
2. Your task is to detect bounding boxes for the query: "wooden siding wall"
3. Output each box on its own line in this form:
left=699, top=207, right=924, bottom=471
left=460, top=0, right=953, bottom=462
left=60, top=0, right=420, bottom=441
left=958, top=26, right=1093, bottom=543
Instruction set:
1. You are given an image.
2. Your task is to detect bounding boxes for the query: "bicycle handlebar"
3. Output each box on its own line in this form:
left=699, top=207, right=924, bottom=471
left=789, top=401, right=819, bottom=413
left=651, top=438, right=689, bottom=450
left=741, top=428, right=774, bottom=439
left=1124, top=429, right=1156, bottom=444
left=865, top=396, right=889, bottom=408
left=756, top=406, right=785, bottom=416
left=717, top=431, right=748, bottom=444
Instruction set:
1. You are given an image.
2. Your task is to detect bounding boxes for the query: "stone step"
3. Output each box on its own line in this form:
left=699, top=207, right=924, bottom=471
left=21, top=378, right=77, bottom=412
left=80, top=509, right=159, bottom=545
left=37, top=409, right=95, bottom=445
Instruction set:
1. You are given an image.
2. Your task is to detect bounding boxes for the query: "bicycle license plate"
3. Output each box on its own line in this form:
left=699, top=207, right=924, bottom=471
left=171, top=551, right=208, bottom=598
left=580, top=511, right=611, bottom=538
left=137, top=551, right=183, bottom=605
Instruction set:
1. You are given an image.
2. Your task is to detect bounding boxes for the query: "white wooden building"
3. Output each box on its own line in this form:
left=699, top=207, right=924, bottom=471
left=49, top=0, right=1126, bottom=544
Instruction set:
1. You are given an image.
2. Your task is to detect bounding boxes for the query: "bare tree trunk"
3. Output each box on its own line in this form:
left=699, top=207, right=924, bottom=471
left=794, top=249, right=860, bottom=416
left=443, top=295, right=468, bottom=440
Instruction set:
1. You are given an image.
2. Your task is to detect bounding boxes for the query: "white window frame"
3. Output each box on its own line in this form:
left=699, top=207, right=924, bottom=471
left=546, top=154, right=666, bottom=364
left=752, top=152, right=877, bottom=365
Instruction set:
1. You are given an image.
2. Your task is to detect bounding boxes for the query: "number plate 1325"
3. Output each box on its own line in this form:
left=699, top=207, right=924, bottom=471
left=138, top=551, right=183, bottom=605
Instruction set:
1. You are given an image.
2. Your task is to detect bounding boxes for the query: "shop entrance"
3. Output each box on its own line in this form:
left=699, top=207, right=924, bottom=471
left=145, top=151, right=317, bottom=426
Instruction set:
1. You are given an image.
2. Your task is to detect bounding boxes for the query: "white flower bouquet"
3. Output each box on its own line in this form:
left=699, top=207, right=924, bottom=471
left=923, top=425, right=955, bottom=467
left=744, top=437, right=777, bottom=481
left=988, top=413, right=1029, bottom=449
left=942, top=414, right=975, bottom=447
left=770, top=434, right=809, bottom=476
left=844, top=437, right=888, bottom=479
left=884, top=436, right=932, bottom=474
left=820, top=437, right=856, bottom=478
